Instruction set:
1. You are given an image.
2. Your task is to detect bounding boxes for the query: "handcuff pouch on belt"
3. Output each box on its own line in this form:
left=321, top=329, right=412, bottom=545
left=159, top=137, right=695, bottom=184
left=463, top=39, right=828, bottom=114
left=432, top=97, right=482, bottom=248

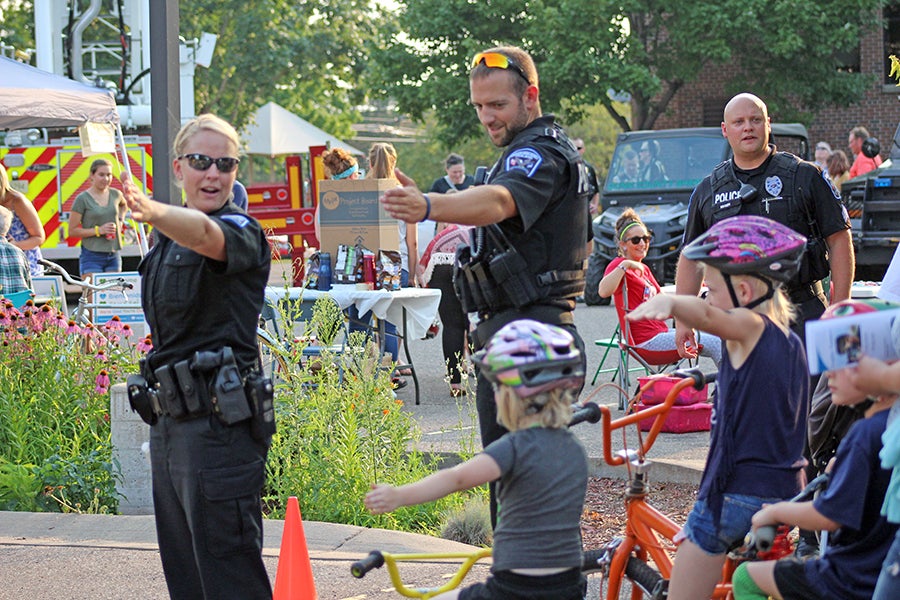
left=453, top=225, right=541, bottom=316
left=128, top=348, right=275, bottom=439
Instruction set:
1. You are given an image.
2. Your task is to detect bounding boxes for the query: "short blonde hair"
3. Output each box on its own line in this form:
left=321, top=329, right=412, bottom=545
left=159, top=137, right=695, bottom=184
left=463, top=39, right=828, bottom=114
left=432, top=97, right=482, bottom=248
left=495, top=385, right=575, bottom=431
left=173, top=113, right=240, bottom=157
left=709, top=266, right=796, bottom=328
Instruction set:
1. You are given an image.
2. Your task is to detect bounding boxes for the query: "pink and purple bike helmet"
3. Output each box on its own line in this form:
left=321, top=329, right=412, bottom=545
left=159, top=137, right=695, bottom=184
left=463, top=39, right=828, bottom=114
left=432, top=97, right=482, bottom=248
left=472, top=319, right=584, bottom=398
left=683, top=215, right=807, bottom=308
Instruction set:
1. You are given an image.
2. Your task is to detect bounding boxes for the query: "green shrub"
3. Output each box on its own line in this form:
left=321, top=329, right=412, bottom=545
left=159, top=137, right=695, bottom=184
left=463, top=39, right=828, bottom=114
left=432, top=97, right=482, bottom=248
left=0, top=300, right=141, bottom=512
left=262, top=296, right=477, bottom=535
left=440, top=495, right=492, bottom=547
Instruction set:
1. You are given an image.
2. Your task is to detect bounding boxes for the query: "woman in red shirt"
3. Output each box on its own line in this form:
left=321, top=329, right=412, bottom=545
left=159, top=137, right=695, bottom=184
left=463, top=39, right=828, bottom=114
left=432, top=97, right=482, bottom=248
left=598, top=208, right=721, bottom=365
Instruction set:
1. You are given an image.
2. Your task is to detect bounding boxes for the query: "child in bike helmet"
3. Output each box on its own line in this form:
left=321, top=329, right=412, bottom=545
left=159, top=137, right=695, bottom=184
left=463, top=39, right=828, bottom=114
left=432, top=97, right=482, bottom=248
left=734, top=298, right=900, bottom=600
left=365, top=319, right=588, bottom=600
left=628, top=215, right=811, bottom=600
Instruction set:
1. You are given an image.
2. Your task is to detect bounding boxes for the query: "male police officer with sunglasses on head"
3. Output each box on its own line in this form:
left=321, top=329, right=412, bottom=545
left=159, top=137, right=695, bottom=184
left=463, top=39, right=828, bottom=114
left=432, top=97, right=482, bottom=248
left=381, top=45, right=590, bottom=528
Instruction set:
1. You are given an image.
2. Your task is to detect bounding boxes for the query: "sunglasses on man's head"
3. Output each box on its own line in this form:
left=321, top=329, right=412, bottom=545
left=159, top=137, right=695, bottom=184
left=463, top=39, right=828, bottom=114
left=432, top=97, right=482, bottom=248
left=471, top=52, right=532, bottom=85
left=625, top=235, right=653, bottom=245
left=178, top=153, right=240, bottom=173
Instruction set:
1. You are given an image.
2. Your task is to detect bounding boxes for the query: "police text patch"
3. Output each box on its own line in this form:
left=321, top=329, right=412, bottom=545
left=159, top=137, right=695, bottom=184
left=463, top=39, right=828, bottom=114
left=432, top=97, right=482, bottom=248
left=221, top=214, right=251, bottom=228
left=505, top=147, right=542, bottom=177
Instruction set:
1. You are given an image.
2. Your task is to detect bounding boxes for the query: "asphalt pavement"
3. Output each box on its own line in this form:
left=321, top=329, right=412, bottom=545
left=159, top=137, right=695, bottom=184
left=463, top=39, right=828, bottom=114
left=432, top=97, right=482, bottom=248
left=0, top=295, right=713, bottom=599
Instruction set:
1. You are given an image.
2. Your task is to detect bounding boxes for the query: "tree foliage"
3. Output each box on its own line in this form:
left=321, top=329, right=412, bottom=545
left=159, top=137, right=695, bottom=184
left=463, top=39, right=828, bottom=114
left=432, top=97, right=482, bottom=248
left=1, top=1, right=391, bottom=137
left=0, top=0, right=34, bottom=58
left=181, top=0, right=395, bottom=134
left=372, top=0, right=885, bottom=146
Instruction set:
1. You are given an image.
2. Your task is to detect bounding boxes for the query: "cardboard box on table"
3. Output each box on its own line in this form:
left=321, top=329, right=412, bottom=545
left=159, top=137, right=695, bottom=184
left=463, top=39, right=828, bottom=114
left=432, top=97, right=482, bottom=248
left=317, top=179, right=400, bottom=265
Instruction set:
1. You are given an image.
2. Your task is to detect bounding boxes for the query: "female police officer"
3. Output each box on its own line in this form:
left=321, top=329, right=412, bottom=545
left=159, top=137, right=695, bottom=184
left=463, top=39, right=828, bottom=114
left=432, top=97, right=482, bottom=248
left=121, top=114, right=273, bottom=599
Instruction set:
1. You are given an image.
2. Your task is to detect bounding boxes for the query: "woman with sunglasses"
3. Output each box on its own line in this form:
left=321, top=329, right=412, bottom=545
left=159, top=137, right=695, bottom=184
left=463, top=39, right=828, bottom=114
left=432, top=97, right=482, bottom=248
left=598, top=208, right=721, bottom=364
left=121, top=114, right=273, bottom=600
left=69, top=158, right=128, bottom=277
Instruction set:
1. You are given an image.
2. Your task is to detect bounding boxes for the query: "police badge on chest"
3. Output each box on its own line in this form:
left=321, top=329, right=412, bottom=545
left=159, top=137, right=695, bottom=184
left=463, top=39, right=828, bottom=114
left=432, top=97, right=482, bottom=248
left=761, top=175, right=784, bottom=215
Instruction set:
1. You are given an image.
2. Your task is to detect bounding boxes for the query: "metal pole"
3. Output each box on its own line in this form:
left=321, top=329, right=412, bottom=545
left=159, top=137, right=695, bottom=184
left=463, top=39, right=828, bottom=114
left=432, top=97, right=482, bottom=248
left=116, top=122, right=148, bottom=256
left=149, top=0, right=181, bottom=206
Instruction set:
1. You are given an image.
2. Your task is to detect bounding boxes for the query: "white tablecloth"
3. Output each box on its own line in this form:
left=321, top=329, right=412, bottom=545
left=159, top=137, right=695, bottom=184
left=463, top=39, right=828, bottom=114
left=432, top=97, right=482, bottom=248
left=265, top=284, right=441, bottom=340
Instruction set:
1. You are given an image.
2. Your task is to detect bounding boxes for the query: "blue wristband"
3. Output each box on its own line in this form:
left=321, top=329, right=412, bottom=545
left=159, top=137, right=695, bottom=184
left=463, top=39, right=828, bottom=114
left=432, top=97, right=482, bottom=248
left=420, top=194, right=432, bottom=222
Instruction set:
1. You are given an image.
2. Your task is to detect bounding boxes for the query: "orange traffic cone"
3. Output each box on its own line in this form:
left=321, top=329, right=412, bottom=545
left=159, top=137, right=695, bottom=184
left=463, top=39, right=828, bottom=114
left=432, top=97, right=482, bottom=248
left=273, top=496, right=318, bottom=600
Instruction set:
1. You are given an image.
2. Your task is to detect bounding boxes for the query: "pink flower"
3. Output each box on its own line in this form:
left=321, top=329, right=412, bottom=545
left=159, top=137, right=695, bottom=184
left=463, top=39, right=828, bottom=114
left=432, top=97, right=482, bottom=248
left=95, top=348, right=108, bottom=362
left=66, top=320, right=81, bottom=335
left=95, top=370, right=111, bottom=394
left=137, top=335, right=153, bottom=353
left=35, top=304, right=55, bottom=327
left=103, top=315, right=125, bottom=332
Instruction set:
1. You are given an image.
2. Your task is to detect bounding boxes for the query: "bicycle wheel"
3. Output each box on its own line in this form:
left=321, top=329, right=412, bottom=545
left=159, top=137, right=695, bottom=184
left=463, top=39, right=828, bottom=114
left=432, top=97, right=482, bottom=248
left=257, top=328, right=291, bottom=382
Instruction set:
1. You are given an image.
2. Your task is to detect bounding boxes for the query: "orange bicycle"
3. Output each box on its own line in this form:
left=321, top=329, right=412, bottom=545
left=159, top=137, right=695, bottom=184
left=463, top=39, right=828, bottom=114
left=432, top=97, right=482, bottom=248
left=581, top=369, right=826, bottom=599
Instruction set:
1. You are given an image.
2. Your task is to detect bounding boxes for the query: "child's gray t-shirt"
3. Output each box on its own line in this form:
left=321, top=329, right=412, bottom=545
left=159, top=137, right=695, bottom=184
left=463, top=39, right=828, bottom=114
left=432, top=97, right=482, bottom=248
left=483, top=426, right=588, bottom=572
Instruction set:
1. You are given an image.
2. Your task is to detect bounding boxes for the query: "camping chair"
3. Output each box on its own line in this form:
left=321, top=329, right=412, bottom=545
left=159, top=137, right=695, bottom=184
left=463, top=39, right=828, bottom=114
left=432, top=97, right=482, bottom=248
left=614, top=276, right=697, bottom=409
left=591, top=323, right=651, bottom=386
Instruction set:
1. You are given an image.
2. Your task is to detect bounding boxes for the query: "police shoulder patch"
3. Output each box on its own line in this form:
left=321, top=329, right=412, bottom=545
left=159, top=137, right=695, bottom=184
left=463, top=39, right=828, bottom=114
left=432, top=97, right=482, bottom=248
left=220, top=214, right=251, bottom=228
left=505, top=147, right=543, bottom=177
left=822, top=170, right=841, bottom=200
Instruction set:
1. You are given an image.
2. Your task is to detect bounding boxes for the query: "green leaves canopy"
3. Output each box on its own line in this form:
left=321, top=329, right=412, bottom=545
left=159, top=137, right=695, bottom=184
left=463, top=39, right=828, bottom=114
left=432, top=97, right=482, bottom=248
left=180, top=0, right=395, bottom=135
left=371, top=0, right=884, bottom=146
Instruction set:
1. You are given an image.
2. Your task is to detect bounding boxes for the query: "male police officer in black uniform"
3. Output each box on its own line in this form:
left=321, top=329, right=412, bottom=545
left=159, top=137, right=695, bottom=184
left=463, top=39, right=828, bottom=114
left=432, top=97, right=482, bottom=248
left=382, top=45, right=589, bottom=527
left=676, top=92, right=853, bottom=351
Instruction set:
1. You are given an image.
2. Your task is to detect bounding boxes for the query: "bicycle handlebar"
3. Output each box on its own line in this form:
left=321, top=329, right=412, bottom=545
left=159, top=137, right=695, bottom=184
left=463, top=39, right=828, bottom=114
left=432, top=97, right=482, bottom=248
left=350, top=551, right=385, bottom=578
left=746, top=473, right=831, bottom=553
left=39, top=259, right=134, bottom=292
left=600, top=368, right=718, bottom=466
left=570, top=401, right=603, bottom=427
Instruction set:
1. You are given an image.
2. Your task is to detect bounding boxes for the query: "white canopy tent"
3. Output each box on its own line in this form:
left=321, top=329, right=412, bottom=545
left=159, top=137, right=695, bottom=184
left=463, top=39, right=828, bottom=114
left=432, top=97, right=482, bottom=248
left=0, top=55, right=119, bottom=129
left=241, top=101, right=363, bottom=156
left=0, top=56, right=149, bottom=253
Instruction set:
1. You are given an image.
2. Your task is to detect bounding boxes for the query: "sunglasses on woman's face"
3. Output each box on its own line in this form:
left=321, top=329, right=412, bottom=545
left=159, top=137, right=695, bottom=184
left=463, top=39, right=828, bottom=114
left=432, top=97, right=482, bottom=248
left=626, top=235, right=653, bottom=245
left=178, top=153, right=240, bottom=173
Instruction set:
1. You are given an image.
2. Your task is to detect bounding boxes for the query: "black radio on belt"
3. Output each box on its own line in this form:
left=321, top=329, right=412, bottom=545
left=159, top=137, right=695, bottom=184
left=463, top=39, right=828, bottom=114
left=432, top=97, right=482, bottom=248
left=193, top=347, right=252, bottom=425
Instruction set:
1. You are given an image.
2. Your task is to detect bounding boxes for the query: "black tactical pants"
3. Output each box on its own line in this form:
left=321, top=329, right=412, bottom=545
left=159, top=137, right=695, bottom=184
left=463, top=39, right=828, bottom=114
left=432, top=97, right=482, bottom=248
left=150, top=414, right=272, bottom=599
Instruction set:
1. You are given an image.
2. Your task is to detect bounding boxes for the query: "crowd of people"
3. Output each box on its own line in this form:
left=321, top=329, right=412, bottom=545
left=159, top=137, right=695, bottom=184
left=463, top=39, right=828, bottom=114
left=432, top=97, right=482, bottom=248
left=8, top=39, right=900, bottom=600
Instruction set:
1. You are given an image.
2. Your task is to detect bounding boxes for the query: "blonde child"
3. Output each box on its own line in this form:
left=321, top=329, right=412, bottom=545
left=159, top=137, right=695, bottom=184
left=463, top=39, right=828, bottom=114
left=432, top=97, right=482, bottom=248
left=734, top=299, right=900, bottom=600
left=628, top=215, right=810, bottom=600
left=365, top=319, right=588, bottom=600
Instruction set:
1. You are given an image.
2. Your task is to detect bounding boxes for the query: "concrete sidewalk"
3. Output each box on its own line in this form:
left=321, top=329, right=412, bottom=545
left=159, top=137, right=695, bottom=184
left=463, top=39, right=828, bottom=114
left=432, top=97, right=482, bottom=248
left=0, top=509, right=484, bottom=599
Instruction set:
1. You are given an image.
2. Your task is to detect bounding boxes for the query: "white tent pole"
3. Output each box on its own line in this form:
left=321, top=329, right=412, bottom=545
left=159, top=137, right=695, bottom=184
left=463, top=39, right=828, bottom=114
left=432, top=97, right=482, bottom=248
left=117, top=123, right=149, bottom=256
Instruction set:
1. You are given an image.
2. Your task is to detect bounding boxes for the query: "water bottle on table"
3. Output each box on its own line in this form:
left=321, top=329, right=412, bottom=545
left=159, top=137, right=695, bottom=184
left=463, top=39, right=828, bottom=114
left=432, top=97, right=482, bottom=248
left=318, top=252, right=332, bottom=292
